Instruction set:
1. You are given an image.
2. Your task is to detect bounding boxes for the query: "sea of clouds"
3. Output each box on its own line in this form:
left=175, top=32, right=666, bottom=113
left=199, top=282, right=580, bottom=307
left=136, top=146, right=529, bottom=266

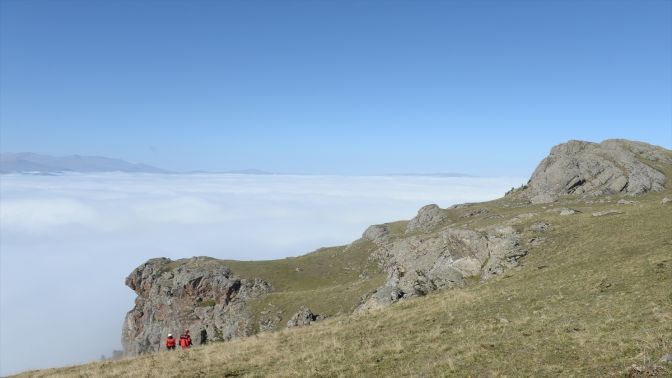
left=0, top=172, right=524, bottom=375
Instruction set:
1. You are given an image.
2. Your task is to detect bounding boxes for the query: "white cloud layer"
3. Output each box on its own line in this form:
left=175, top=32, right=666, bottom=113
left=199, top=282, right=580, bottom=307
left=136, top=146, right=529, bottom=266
left=0, top=173, right=524, bottom=375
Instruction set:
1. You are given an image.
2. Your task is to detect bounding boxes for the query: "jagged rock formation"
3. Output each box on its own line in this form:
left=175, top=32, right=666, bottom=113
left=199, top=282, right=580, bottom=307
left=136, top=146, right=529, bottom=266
left=406, top=204, right=448, bottom=232
left=355, top=286, right=404, bottom=313
left=286, top=306, right=322, bottom=328
left=362, top=224, right=390, bottom=244
left=122, top=257, right=271, bottom=355
left=524, top=139, right=671, bottom=203
left=358, top=226, right=526, bottom=311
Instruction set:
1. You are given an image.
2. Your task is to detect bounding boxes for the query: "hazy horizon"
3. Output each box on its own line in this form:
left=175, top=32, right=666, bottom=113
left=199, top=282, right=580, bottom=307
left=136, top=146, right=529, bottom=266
left=0, top=150, right=478, bottom=176
left=3, top=139, right=672, bottom=176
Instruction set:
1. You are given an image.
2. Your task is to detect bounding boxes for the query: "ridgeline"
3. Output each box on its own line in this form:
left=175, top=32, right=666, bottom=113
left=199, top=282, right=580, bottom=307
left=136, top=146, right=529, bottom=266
left=17, top=139, right=672, bottom=377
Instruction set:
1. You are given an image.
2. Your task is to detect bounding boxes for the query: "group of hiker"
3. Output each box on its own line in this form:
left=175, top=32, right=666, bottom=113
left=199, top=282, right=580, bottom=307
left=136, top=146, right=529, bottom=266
left=165, top=329, right=192, bottom=350
left=165, top=329, right=207, bottom=350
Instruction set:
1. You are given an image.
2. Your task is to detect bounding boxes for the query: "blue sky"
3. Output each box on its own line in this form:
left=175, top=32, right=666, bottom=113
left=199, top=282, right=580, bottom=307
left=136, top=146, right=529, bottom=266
left=1, top=0, right=670, bottom=175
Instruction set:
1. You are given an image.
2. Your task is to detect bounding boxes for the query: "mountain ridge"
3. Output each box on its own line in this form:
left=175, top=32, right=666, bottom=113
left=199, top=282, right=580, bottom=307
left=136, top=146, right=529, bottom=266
left=0, top=152, right=169, bottom=173
left=119, top=138, right=671, bottom=355
left=14, top=138, right=672, bottom=377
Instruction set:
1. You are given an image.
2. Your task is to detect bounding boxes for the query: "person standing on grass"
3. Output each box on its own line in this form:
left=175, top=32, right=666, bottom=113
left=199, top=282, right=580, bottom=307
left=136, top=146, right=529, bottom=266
left=179, top=329, right=192, bottom=349
left=165, top=334, right=176, bottom=350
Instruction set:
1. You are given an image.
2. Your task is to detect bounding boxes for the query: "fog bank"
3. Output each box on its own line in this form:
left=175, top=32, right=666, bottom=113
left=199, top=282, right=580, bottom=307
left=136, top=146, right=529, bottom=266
left=0, top=173, right=523, bottom=375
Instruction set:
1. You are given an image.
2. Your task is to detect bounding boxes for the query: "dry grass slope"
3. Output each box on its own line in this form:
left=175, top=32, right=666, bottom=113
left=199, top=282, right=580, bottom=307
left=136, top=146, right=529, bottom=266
left=17, top=168, right=672, bottom=377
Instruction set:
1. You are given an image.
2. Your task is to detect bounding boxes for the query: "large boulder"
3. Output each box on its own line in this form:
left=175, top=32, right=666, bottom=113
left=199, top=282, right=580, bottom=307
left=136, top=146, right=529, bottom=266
left=365, top=226, right=526, bottom=301
left=525, top=139, right=671, bottom=203
left=122, top=257, right=271, bottom=355
left=356, top=286, right=405, bottom=313
left=406, top=204, right=449, bottom=232
left=362, top=224, right=390, bottom=244
left=286, top=306, right=321, bottom=328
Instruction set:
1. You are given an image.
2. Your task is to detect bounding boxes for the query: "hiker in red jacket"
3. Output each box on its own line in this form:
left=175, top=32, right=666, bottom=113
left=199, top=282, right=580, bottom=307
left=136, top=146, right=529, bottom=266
left=179, top=329, right=192, bottom=349
left=165, top=334, right=176, bottom=350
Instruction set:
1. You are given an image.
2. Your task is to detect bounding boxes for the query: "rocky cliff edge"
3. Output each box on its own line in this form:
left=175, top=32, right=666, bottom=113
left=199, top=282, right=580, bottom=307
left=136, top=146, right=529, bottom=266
left=122, top=257, right=271, bottom=354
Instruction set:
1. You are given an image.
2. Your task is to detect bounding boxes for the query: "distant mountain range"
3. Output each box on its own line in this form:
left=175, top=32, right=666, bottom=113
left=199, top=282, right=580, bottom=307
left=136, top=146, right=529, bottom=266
left=0, top=153, right=169, bottom=174
left=0, top=152, right=472, bottom=177
left=0, top=153, right=277, bottom=175
left=184, top=169, right=274, bottom=175
left=391, top=172, right=475, bottom=178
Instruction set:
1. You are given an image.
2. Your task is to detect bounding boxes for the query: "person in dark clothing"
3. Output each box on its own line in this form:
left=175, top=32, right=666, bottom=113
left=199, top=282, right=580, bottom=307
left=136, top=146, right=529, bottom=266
left=200, top=329, right=208, bottom=345
left=165, top=334, right=176, bottom=350
left=179, top=329, right=192, bottom=349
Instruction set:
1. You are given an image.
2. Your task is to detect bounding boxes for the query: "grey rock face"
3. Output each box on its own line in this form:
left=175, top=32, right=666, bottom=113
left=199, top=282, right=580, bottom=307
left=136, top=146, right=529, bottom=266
left=526, top=140, right=671, bottom=203
left=286, top=306, right=321, bottom=328
left=356, top=286, right=405, bottom=313
left=366, top=227, right=526, bottom=301
left=406, top=204, right=448, bottom=232
left=122, top=257, right=272, bottom=355
left=362, top=224, right=390, bottom=244
left=529, top=193, right=556, bottom=204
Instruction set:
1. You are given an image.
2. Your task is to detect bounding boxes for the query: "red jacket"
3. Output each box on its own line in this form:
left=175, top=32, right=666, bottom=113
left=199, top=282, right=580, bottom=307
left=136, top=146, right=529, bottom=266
left=166, top=337, right=176, bottom=348
left=179, top=334, right=192, bottom=348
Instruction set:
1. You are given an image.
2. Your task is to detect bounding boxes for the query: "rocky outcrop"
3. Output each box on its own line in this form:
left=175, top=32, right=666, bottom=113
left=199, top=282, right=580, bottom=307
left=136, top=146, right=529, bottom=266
left=406, top=204, right=448, bottom=232
left=358, top=226, right=526, bottom=311
left=122, top=257, right=271, bottom=355
left=362, top=224, right=390, bottom=244
left=356, top=286, right=405, bottom=313
left=286, top=306, right=322, bottom=328
left=525, top=140, right=671, bottom=203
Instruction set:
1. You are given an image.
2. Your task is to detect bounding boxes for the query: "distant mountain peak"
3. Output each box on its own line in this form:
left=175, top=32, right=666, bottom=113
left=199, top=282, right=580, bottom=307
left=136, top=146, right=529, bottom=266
left=0, top=152, right=169, bottom=174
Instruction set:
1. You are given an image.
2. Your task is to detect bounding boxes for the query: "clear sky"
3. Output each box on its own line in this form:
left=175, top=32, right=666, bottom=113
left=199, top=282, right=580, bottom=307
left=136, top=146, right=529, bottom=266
left=1, top=0, right=670, bottom=176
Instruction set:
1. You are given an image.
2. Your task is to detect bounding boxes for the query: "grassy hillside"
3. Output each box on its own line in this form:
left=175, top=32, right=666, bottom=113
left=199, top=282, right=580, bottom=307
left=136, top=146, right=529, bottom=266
left=156, top=236, right=386, bottom=331
left=18, top=177, right=672, bottom=377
